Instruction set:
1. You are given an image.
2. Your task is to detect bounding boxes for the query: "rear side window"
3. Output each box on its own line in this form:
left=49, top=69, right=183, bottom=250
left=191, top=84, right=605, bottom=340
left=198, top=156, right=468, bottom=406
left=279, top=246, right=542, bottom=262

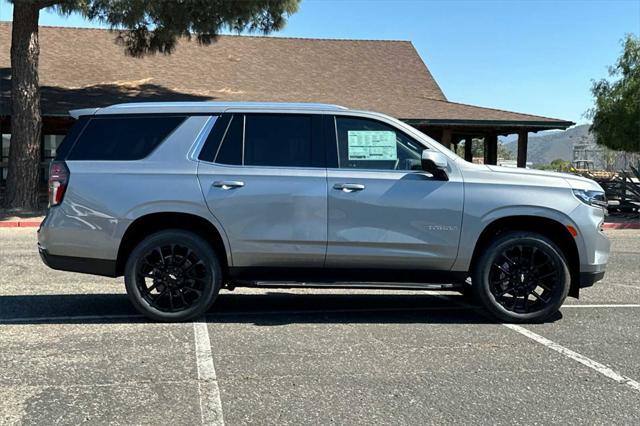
left=244, top=114, right=312, bottom=167
left=215, top=115, right=243, bottom=165
left=67, top=116, right=186, bottom=161
left=54, top=116, right=89, bottom=160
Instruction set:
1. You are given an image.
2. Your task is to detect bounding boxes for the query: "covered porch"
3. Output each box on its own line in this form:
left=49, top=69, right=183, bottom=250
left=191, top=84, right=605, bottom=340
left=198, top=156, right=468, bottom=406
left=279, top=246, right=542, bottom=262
left=403, top=99, right=574, bottom=167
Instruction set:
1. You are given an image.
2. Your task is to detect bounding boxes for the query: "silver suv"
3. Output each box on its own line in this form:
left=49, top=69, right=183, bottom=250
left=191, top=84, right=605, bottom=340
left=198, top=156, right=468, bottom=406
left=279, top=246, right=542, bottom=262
left=38, top=102, right=610, bottom=323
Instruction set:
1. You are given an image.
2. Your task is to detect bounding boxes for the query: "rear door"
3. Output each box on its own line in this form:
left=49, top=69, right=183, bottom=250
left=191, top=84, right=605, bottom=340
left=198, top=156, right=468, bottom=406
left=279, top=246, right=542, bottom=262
left=325, top=115, right=464, bottom=271
left=197, top=113, right=327, bottom=268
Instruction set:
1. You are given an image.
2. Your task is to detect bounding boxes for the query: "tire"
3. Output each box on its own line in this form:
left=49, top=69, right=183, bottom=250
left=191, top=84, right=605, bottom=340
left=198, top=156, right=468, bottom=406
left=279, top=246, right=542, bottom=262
left=124, top=229, right=222, bottom=322
left=472, top=231, right=570, bottom=323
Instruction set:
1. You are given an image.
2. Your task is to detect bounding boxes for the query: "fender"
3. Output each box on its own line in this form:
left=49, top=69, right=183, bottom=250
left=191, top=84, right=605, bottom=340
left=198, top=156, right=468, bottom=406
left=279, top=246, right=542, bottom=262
left=451, top=205, right=586, bottom=272
left=118, top=200, right=234, bottom=267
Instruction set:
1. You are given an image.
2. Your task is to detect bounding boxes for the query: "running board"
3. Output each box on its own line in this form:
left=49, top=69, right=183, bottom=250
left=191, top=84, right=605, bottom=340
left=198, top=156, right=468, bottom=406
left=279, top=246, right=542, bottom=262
left=227, top=281, right=465, bottom=291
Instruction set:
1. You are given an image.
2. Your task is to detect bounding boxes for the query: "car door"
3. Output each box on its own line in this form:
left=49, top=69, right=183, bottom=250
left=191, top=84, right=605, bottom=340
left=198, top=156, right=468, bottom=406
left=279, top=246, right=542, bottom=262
left=325, top=115, right=463, bottom=272
left=197, top=113, right=327, bottom=268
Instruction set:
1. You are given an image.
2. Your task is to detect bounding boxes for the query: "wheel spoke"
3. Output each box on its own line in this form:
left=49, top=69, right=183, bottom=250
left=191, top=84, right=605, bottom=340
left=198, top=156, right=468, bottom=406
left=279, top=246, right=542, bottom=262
left=168, top=290, right=174, bottom=311
left=522, top=294, right=529, bottom=312
left=493, top=263, right=513, bottom=277
left=537, top=282, right=552, bottom=292
left=149, top=288, right=169, bottom=308
left=497, top=287, right=512, bottom=297
left=178, top=290, right=188, bottom=307
left=502, top=253, right=518, bottom=267
left=537, top=271, right=556, bottom=280
left=155, top=248, right=166, bottom=265
left=178, top=249, right=192, bottom=267
left=530, top=290, right=550, bottom=304
left=182, top=286, right=202, bottom=297
left=144, top=281, right=160, bottom=294
left=184, top=260, right=204, bottom=277
left=530, top=247, right=538, bottom=268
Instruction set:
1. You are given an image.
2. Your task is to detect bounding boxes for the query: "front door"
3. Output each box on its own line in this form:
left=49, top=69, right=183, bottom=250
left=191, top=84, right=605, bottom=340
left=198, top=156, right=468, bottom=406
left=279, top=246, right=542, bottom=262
left=325, top=116, right=464, bottom=272
left=198, top=113, right=327, bottom=268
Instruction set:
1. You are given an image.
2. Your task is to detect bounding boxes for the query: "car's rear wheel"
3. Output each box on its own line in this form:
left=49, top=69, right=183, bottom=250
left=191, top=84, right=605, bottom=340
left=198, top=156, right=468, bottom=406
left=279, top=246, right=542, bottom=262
left=473, top=231, right=570, bottom=323
left=124, top=230, right=221, bottom=322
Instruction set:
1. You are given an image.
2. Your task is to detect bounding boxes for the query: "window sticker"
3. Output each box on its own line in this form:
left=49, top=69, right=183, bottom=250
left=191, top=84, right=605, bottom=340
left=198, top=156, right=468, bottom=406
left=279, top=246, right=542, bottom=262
left=347, top=130, right=397, bottom=160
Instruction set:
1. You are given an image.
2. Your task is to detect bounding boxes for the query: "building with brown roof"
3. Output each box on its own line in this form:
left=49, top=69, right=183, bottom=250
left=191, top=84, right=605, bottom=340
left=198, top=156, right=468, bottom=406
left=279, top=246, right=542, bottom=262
left=0, top=23, right=573, bottom=182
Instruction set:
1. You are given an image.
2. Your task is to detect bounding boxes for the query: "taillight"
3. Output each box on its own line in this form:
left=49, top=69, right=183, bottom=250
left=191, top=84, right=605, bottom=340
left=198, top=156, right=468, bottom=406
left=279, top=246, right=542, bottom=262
left=48, top=161, right=69, bottom=207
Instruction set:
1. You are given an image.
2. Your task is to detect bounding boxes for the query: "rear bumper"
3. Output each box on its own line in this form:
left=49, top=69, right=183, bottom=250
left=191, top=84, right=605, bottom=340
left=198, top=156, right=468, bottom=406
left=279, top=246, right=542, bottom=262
left=38, top=245, right=117, bottom=277
left=579, top=271, right=605, bottom=288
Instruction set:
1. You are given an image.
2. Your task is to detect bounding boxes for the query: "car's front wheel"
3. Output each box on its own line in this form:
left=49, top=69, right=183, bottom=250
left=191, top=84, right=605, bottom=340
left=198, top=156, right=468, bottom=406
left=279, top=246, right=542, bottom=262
left=473, top=231, right=570, bottom=323
left=124, top=230, right=222, bottom=322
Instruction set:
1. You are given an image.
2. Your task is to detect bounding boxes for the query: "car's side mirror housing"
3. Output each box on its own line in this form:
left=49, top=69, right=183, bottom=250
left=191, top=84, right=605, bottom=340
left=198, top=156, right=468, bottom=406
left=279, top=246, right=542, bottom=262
left=421, top=150, right=449, bottom=180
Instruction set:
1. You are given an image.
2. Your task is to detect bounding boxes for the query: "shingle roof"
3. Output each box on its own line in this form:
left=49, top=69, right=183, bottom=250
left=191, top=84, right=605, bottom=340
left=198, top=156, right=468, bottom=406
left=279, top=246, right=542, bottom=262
left=0, top=23, right=571, bottom=127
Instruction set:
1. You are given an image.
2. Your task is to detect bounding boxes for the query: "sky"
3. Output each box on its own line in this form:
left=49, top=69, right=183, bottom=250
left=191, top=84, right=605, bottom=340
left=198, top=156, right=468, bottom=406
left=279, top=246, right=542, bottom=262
left=1, top=0, right=639, bottom=125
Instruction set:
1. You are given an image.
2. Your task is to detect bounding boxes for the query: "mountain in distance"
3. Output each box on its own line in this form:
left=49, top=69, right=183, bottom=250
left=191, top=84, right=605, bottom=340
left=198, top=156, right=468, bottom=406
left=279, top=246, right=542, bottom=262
left=501, top=124, right=594, bottom=165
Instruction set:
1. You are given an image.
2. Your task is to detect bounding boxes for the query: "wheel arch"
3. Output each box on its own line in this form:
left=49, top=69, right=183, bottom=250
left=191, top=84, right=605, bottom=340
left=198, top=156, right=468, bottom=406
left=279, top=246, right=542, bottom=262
left=115, top=212, right=231, bottom=277
left=469, top=215, right=581, bottom=298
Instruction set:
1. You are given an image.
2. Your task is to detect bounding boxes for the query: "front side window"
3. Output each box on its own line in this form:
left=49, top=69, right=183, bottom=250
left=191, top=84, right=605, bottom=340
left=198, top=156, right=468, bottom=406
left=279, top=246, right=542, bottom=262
left=67, top=116, right=186, bottom=161
left=335, top=117, right=424, bottom=170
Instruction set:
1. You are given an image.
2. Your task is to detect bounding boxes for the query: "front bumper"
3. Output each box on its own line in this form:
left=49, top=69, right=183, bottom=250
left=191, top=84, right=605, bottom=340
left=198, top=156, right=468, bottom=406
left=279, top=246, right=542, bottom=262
left=579, top=271, right=605, bottom=288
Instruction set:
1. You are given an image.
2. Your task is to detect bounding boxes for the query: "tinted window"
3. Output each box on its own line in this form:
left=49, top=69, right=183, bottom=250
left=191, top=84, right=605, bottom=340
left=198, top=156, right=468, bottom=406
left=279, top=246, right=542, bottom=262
left=334, top=117, right=424, bottom=170
left=244, top=114, right=312, bottom=167
left=55, top=116, right=89, bottom=160
left=215, top=115, right=243, bottom=165
left=198, top=114, right=230, bottom=162
left=68, top=116, right=185, bottom=161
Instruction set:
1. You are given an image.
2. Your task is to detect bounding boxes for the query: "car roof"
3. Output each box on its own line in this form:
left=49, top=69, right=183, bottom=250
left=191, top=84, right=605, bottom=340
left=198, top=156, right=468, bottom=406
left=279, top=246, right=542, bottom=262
left=69, top=101, right=350, bottom=118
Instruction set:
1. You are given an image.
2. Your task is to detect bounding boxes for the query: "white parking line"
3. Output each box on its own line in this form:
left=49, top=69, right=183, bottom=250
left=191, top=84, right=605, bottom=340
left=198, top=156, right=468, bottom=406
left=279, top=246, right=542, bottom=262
left=193, top=320, right=225, bottom=426
left=562, top=304, right=640, bottom=308
left=611, top=283, right=640, bottom=290
left=504, top=323, right=640, bottom=393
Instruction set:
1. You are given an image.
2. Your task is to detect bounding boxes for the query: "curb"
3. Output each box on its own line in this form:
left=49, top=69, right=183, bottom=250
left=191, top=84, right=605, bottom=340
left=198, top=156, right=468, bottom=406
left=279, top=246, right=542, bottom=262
left=0, top=220, right=42, bottom=228
left=602, top=222, right=640, bottom=230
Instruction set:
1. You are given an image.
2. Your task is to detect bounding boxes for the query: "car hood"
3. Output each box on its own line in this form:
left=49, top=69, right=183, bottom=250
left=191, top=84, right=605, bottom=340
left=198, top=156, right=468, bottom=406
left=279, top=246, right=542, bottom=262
left=483, top=164, right=603, bottom=191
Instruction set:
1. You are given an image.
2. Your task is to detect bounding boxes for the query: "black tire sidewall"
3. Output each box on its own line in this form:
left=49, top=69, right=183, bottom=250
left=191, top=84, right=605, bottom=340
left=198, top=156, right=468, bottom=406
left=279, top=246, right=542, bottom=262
left=124, top=229, right=221, bottom=322
left=473, top=232, right=570, bottom=323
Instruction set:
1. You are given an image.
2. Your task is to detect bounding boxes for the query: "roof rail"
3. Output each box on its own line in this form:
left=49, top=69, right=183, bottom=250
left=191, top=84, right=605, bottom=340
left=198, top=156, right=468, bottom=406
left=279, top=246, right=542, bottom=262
left=70, top=101, right=349, bottom=118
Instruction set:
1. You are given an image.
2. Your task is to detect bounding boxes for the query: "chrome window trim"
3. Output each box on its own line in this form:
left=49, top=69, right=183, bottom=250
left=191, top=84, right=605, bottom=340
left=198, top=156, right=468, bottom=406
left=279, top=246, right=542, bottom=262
left=212, top=115, right=235, bottom=163
left=187, top=115, right=217, bottom=161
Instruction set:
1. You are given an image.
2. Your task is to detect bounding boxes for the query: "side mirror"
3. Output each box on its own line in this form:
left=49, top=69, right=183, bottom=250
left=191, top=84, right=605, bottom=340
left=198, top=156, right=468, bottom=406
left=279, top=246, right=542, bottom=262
left=421, top=150, right=449, bottom=180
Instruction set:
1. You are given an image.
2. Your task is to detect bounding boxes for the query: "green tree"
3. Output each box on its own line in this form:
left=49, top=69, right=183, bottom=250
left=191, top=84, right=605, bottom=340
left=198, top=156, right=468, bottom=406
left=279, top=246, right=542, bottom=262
left=4, top=0, right=300, bottom=210
left=588, top=34, right=640, bottom=154
left=498, top=142, right=513, bottom=161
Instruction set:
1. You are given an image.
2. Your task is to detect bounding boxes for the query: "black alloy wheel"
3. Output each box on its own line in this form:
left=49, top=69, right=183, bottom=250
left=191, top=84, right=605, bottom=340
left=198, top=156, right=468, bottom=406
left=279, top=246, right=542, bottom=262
left=125, top=230, right=221, bottom=322
left=488, top=243, right=561, bottom=314
left=136, top=244, right=208, bottom=313
left=473, top=231, right=570, bottom=323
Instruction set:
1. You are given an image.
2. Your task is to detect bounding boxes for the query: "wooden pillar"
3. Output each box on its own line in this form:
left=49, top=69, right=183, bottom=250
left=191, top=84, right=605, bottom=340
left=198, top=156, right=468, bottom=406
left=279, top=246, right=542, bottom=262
left=485, top=133, right=498, bottom=165
left=483, top=137, right=489, bottom=164
left=440, top=128, right=452, bottom=149
left=464, top=137, right=473, bottom=162
left=517, top=130, right=529, bottom=168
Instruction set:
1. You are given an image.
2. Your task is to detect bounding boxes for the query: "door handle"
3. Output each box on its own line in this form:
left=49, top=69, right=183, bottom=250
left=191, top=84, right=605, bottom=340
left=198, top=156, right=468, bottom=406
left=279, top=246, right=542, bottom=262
left=333, top=183, right=365, bottom=192
left=213, top=180, right=245, bottom=190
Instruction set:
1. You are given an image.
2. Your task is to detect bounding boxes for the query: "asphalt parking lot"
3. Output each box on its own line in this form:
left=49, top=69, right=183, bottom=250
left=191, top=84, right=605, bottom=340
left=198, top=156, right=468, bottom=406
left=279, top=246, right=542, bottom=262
left=1, top=229, right=639, bottom=425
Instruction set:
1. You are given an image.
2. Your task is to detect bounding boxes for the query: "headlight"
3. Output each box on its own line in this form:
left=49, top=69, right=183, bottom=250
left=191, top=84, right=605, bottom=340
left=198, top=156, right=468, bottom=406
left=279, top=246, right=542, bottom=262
left=573, top=189, right=608, bottom=209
